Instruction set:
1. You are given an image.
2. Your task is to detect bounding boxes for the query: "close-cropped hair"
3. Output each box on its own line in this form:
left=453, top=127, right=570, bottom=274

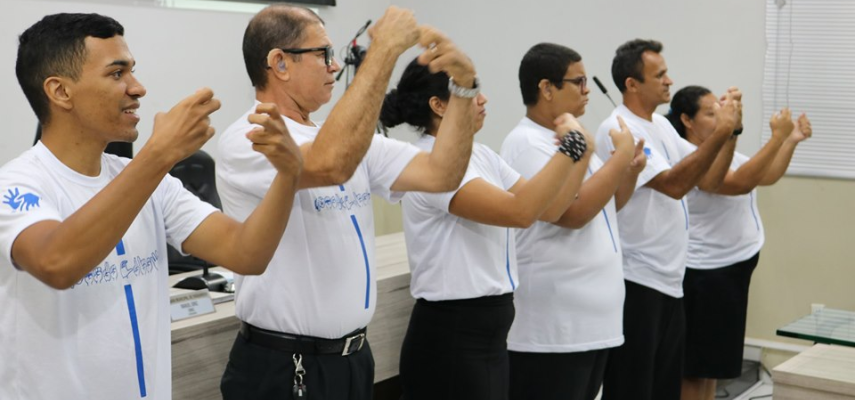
left=243, top=5, right=324, bottom=90
left=518, top=43, right=582, bottom=106
left=16, top=13, right=125, bottom=124
left=666, top=85, right=712, bottom=139
left=379, top=58, right=450, bottom=134
left=611, top=39, right=663, bottom=93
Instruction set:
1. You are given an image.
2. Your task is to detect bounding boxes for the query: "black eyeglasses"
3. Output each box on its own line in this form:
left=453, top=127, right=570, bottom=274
left=562, top=76, right=588, bottom=92
left=277, top=46, right=335, bottom=67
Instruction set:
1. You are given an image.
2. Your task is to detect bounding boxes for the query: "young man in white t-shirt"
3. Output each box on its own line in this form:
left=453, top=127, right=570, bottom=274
left=500, top=43, right=646, bottom=400
left=216, top=6, right=479, bottom=400
left=594, top=39, right=739, bottom=400
left=0, top=13, right=304, bottom=400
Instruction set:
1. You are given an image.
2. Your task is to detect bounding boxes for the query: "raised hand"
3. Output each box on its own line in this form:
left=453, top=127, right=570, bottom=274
left=148, top=88, right=221, bottom=165
left=609, top=116, right=635, bottom=158
left=629, top=138, right=647, bottom=174
left=368, top=6, right=420, bottom=56
left=719, top=86, right=743, bottom=129
left=790, top=113, right=813, bottom=143
left=416, top=26, right=476, bottom=88
left=246, top=103, right=303, bottom=175
left=553, top=113, right=594, bottom=153
left=769, top=107, right=795, bottom=141
left=715, top=91, right=739, bottom=137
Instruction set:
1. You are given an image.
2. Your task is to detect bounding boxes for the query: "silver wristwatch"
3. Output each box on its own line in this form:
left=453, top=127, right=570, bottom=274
left=448, top=77, right=480, bottom=99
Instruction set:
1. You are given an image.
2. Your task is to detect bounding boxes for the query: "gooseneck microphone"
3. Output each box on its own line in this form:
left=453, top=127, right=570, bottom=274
left=593, top=76, right=617, bottom=108
left=336, top=20, right=372, bottom=82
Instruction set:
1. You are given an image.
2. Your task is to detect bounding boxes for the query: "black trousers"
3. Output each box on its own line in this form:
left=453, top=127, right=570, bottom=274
left=220, top=330, right=375, bottom=400
left=399, top=293, right=515, bottom=400
left=509, top=348, right=609, bottom=400
left=602, top=280, right=685, bottom=400
left=683, top=252, right=760, bottom=379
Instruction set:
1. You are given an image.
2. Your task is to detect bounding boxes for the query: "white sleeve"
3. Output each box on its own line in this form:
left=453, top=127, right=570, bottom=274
left=216, top=122, right=277, bottom=200
left=156, top=174, right=219, bottom=255
left=673, top=134, right=699, bottom=161
left=506, top=142, right=553, bottom=181
left=495, top=152, right=523, bottom=190
left=636, top=142, right=672, bottom=188
left=0, top=171, right=61, bottom=269
left=364, top=135, right=421, bottom=203
left=407, top=161, right=480, bottom=213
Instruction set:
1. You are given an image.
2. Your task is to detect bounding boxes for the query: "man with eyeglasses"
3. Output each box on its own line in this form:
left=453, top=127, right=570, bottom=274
left=593, top=39, right=739, bottom=400
left=499, top=42, right=645, bottom=400
left=217, top=5, right=481, bottom=400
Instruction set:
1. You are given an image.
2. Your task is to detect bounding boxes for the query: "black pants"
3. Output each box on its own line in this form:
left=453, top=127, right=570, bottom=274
left=509, top=348, right=609, bottom=400
left=399, top=294, right=515, bottom=400
left=602, top=280, right=685, bottom=400
left=220, top=330, right=375, bottom=400
left=683, top=252, right=760, bottom=379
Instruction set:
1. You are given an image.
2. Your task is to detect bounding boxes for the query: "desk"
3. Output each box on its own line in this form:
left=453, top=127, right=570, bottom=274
left=772, top=344, right=855, bottom=399
left=777, top=308, right=855, bottom=347
left=170, top=233, right=413, bottom=400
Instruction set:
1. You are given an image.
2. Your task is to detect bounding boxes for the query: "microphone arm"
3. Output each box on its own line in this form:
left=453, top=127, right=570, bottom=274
left=593, top=76, right=617, bottom=108
left=335, top=20, right=372, bottom=82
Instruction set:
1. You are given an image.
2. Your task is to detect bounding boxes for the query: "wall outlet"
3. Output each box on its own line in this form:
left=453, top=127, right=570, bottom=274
left=811, top=303, right=825, bottom=314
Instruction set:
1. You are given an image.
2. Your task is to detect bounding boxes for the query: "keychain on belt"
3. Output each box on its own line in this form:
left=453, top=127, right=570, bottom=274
left=293, top=353, right=307, bottom=399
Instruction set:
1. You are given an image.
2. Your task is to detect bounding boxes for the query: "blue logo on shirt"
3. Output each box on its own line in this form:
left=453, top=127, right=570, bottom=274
left=643, top=147, right=653, bottom=159
left=3, top=188, right=40, bottom=212
left=313, top=191, right=372, bottom=212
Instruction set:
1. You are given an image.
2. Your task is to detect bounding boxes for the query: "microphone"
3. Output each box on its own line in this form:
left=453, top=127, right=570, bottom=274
left=336, top=20, right=372, bottom=81
left=593, top=76, right=617, bottom=108
left=354, top=19, right=371, bottom=39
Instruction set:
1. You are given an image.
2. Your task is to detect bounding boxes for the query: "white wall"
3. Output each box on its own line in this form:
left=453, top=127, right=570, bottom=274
left=391, top=0, right=767, bottom=155
left=0, top=0, right=391, bottom=165
left=2, top=0, right=766, bottom=161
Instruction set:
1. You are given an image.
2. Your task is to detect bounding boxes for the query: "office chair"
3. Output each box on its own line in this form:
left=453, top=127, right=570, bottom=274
left=166, top=150, right=222, bottom=275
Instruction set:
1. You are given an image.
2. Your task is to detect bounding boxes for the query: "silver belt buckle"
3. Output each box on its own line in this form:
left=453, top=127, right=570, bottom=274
left=341, top=332, right=365, bottom=356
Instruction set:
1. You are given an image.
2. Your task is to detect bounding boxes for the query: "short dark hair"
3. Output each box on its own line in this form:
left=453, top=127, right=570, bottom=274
left=243, top=5, right=324, bottom=90
left=379, top=58, right=449, bottom=134
left=611, top=39, right=663, bottom=93
left=16, top=13, right=124, bottom=124
left=518, top=43, right=582, bottom=106
left=665, top=85, right=712, bottom=138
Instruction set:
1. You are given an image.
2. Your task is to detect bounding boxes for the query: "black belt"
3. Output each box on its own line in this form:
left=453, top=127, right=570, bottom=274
left=239, top=322, right=367, bottom=356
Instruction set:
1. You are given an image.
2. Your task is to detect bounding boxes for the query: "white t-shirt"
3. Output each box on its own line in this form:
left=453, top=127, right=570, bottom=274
left=596, top=105, right=695, bottom=298
left=687, top=152, right=765, bottom=270
left=501, top=117, right=625, bottom=352
left=0, top=142, right=216, bottom=400
left=216, top=103, right=421, bottom=339
left=403, top=135, right=521, bottom=301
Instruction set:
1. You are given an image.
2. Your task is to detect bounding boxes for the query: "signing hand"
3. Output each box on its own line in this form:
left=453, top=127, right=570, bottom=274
left=790, top=113, right=813, bottom=143
left=719, top=87, right=743, bottom=130
left=148, top=88, right=221, bottom=166
left=416, top=26, right=476, bottom=89
left=553, top=113, right=594, bottom=153
left=246, top=103, right=303, bottom=175
left=769, top=108, right=795, bottom=142
left=609, top=116, right=634, bottom=158
left=368, top=6, right=420, bottom=57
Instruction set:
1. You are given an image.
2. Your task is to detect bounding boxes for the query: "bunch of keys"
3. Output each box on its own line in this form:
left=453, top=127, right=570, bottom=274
left=293, top=353, right=307, bottom=399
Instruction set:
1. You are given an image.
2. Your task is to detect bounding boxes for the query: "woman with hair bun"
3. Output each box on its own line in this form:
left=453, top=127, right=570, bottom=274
left=666, top=86, right=813, bottom=400
left=381, top=55, right=593, bottom=400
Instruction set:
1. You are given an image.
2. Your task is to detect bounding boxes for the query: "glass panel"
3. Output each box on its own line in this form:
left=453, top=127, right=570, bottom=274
left=777, top=308, right=855, bottom=347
